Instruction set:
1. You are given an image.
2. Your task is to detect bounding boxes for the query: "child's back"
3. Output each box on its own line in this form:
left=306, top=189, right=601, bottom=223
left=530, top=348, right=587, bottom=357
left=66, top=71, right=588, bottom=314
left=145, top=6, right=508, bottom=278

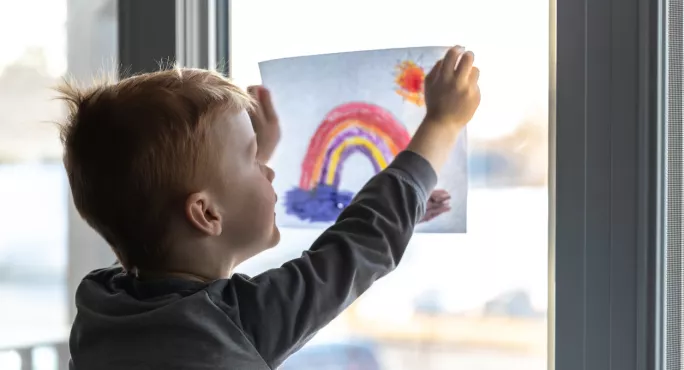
left=62, top=47, right=480, bottom=370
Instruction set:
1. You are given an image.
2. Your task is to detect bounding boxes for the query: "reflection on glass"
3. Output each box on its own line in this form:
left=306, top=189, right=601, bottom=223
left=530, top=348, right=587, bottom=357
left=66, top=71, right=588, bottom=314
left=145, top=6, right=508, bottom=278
left=231, top=0, right=549, bottom=369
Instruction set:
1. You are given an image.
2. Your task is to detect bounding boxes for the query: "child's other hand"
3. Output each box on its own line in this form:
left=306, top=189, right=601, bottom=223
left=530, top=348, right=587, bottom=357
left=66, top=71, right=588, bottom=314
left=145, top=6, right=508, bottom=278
left=424, top=46, right=480, bottom=129
left=247, top=86, right=281, bottom=163
left=419, top=189, right=451, bottom=223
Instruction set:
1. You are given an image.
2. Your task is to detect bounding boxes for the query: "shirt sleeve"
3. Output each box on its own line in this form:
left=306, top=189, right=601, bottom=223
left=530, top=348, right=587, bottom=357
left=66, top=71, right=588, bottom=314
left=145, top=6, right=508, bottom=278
left=213, top=150, right=438, bottom=368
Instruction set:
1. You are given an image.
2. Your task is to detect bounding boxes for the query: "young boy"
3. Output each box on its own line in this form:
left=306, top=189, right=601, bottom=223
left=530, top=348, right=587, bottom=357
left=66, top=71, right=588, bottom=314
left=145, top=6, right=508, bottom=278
left=61, top=46, right=480, bottom=370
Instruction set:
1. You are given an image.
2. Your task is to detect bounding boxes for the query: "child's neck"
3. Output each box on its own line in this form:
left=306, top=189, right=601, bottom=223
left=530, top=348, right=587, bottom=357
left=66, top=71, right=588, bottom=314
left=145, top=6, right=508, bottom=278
left=137, top=269, right=213, bottom=282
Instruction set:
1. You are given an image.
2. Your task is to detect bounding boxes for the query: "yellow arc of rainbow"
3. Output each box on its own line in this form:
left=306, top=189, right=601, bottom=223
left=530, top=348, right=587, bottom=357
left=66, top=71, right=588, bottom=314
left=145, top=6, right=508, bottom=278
left=325, top=136, right=389, bottom=185
left=309, top=119, right=400, bottom=189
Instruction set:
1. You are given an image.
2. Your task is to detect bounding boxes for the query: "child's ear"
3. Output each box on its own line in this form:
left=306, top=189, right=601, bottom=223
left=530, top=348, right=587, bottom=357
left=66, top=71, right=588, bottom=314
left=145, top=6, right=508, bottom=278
left=185, top=192, right=222, bottom=236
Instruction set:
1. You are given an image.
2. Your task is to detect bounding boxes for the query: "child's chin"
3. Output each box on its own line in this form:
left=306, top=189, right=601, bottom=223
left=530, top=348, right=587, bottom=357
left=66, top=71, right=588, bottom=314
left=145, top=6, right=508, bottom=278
left=268, top=224, right=281, bottom=248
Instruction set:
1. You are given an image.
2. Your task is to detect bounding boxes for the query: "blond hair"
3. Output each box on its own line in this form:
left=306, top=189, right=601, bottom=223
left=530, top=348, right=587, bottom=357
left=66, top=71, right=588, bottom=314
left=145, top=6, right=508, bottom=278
left=57, top=68, right=254, bottom=271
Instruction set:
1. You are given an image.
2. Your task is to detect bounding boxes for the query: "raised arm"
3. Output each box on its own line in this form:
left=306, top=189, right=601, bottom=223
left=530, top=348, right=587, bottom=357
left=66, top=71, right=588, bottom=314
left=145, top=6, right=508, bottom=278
left=220, top=150, right=435, bottom=367
left=220, top=46, right=480, bottom=368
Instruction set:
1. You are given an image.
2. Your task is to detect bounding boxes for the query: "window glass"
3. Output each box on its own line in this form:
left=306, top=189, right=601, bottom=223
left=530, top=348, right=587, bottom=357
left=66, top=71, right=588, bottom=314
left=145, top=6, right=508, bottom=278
left=0, top=0, right=69, bottom=340
left=0, top=1, right=117, bottom=369
left=230, top=1, right=550, bottom=369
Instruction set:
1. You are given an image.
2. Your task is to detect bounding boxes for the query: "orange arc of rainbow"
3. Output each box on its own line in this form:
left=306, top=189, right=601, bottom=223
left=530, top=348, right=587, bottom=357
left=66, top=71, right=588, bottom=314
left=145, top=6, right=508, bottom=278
left=308, top=119, right=401, bottom=189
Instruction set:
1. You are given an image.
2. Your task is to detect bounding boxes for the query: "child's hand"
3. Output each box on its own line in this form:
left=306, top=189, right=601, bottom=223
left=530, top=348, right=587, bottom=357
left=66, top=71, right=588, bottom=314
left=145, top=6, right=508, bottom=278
left=419, top=189, right=451, bottom=223
left=424, top=46, right=480, bottom=128
left=407, top=46, right=481, bottom=174
left=247, top=86, right=281, bottom=163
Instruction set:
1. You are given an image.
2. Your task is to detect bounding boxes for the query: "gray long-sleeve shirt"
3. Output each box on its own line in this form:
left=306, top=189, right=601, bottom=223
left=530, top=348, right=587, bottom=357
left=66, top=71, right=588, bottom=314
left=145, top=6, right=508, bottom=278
left=68, top=150, right=438, bottom=370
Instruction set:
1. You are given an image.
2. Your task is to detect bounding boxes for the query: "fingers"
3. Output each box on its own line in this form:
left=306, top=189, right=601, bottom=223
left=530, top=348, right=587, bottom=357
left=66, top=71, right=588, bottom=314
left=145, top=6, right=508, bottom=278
left=421, top=189, right=452, bottom=222
left=440, top=46, right=476, bottom=84
left=470, top=66, right=480, bottom=83
left=248, top=86, right=278, bottom=126
left=442, top=45, right=465, bottom=76
left=422, top=204, right=452, bottom=222
left=429, top=189, right=451, bottom=203
left=247, top=86, right=263, bottom=112
left=247, top=85, right=260, bottom=100
left=455, top=51, right=475, bottom=84
left=247, top=86, right=266, bottom=125
left=426, top=59, right=443, bottom=84
left=258, top=87, right=278, bottom=124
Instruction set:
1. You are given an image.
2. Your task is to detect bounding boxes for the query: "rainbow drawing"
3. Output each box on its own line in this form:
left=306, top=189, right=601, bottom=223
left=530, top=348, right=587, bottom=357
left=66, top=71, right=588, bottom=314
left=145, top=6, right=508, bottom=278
left=285, top=102, right=411, bottom=222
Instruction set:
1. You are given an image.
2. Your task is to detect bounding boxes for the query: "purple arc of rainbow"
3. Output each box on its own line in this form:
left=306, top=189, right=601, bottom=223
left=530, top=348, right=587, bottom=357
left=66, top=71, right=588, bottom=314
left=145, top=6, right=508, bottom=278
left=319, top=127, right=392, bottom=188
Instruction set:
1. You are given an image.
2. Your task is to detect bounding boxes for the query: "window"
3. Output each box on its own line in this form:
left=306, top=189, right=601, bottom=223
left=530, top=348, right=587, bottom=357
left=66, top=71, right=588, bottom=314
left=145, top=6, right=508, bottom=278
left=665, top=0, right=684, bottom=367
left=0, top=0, right=117, bottom=369
left=229, top=1, right=550, bottom=369
left=0, top=0, right=69, bottom=342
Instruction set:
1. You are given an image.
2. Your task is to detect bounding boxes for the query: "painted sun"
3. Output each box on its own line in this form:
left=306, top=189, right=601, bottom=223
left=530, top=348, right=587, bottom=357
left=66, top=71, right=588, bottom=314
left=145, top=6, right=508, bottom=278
left=394, top=60, right=426, bottom=107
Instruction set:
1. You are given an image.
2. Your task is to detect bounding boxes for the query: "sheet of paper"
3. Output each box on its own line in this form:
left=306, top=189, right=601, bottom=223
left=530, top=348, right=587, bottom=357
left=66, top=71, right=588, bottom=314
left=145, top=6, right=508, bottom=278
left=260, top=47, right=467, bottom=233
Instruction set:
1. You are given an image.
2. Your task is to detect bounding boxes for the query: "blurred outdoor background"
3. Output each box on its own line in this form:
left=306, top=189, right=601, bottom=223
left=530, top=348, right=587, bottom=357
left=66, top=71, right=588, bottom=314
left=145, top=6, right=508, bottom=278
left=0, top=0, right=550, bottom=369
